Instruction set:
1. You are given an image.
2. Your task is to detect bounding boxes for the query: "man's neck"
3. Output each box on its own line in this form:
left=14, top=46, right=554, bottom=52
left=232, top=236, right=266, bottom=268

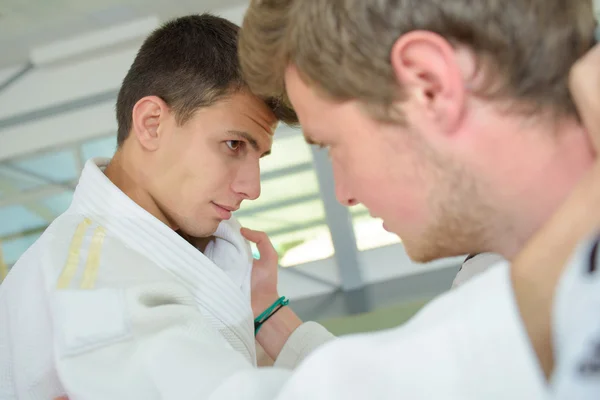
left=494, top=118, right=595, bottom=260
left=178, top=231, right=214, bottom=252
left=104, top=149, right=215, bottom=252
left=104, top=150, right=178, bottom=231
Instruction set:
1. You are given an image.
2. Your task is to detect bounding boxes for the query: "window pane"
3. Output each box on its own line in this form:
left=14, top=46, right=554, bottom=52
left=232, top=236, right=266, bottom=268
left=260, top=130, right=309, bottom=174
left=1, top=232, right=41, bottom=266
left=10, top=149, right=79, bottom=183
left=243, top=169, right=321, bottom=212
left=81, top=135, right=117, bottom=161
left=350, top=204, right=401, bottom=251
left=40, top=191, right=74, bottom=215
left=238, top=198, right=325, bottom=232
left=237, top=131, right=332, bottom=267
left=277, top=225, right=332, bottom=267
left=237, top=168, right=332, bottom=266
left=0, top=205, right=47, bottom=237
left=0, top=164, right=48, bottom=191
left=244, top=223, right=333, bottom=267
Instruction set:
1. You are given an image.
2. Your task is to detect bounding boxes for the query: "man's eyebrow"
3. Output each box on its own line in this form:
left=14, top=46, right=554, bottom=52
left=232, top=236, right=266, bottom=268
left=227, top=130, right=271, bottom=157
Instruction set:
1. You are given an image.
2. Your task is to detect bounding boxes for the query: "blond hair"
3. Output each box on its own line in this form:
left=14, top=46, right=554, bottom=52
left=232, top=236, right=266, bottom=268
left=239, top=0, right=596, bottom=124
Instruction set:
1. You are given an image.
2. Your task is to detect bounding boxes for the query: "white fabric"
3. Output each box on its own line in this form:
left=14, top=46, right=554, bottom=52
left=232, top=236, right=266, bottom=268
left=550, top=235, right=600, bottom=399
left=0, top=158, right=325, bottom=400
left=206, top=218, right=254, bottom=301
left=273, top=322, right=334, bottom=370
left=264, top=264, right=547, bottom=400
left=452, top=253, right=506, bottom=288
left=72, top=158, right=257, bottom=361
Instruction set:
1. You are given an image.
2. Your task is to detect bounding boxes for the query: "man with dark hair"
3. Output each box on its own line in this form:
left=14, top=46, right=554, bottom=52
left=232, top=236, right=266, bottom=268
left=114, top=14, right=246, bottom=147
left=0, top=13, right=329, bottom=400
left=114, top=15, right=295, bottom=148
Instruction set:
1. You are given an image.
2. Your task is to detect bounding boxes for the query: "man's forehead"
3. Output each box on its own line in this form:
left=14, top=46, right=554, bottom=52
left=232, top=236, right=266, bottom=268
left=284, top=65, right=335, bottom=123
left=226, top=92, right=277, bottom=136
left=247, top=111, right=277, bottom=137
left=264, top=118, right=278, bottom=136
left=284, top=65, right=308, bottom=106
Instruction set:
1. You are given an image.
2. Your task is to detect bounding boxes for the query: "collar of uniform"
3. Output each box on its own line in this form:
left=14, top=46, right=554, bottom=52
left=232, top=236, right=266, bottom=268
left=70, top=157, right=256, bottom=363
left=552, top=235, right=600, bottom=373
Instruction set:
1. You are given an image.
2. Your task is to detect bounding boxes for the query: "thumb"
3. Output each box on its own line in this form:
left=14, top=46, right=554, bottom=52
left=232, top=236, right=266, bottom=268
left=241, top=228, right=278, bottom=266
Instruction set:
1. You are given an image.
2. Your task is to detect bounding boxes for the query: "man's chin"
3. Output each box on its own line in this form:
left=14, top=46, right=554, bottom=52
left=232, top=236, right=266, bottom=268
left=178, top=220, right=220, bottom=240
left=402, top=239, right=451, bottom=264
left=382, top=224, right=439, bottom=263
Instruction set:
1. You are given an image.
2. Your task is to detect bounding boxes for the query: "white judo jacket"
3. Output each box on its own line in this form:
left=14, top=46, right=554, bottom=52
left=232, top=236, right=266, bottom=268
left=0, top=158, right=333, bottom=399
left=452, top=253, right=506, bottom=288
left=4, top=157, right=596, bottom=399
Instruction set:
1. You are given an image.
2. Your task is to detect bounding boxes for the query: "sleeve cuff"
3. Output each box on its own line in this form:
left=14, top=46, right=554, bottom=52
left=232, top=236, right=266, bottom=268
left=274, top=321, right=335, bottom=370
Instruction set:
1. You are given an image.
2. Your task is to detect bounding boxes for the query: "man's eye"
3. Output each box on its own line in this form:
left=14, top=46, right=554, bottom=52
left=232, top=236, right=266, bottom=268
left=226, top=140, right=243, bottom=151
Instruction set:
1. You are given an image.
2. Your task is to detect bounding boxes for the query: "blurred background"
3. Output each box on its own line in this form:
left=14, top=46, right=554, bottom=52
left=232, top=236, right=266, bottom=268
left=6, top=0, right=583, bottom=334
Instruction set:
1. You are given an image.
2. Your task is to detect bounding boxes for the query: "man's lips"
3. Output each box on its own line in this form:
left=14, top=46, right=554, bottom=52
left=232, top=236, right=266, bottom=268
left=212, top=202, right=238, bottom=219
left=214, top=203, right=238, bottom=212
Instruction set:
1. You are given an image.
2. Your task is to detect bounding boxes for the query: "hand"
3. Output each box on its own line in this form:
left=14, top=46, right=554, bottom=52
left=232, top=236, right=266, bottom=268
left=241, top=227, right=302, bottom=360
left=240, top=227, right=280, bottom=318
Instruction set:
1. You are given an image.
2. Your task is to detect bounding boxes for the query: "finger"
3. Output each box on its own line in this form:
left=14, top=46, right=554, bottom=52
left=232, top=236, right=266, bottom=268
left=241, top=227, right=267, bottom=245
left=240, top=227, right=259, bottom=243
left=241, top=228, right=278, bottom=265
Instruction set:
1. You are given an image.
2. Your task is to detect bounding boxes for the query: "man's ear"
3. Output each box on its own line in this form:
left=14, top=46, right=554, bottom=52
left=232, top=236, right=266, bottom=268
left=390, top=31, right=468, bottom=135
left=131, top=96, right=170, bottom=151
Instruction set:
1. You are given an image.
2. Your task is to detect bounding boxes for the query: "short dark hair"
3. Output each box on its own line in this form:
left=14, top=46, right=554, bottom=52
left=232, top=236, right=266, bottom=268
left=115, top=13, right=295, bottom=146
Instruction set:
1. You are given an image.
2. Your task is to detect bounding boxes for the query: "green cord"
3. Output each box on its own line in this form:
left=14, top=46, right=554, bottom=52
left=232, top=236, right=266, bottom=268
left=254, top=296, right=290, bottom=335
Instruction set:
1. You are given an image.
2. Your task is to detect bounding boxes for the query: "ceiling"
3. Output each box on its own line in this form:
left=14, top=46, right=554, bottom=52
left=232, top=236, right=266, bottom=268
left=2, top=0, right=599, bottom=69
left=0, top=0, right=246, bottom=68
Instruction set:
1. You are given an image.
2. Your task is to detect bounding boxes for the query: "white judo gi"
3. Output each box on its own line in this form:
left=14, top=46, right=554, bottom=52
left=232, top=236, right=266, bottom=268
left=452, top=253, right=506, bottom=288
left=1, top=157, right=595, bottom=399
left=550, top=236, right=600, bottom=399
left=0, top=158, right=333, bottom=399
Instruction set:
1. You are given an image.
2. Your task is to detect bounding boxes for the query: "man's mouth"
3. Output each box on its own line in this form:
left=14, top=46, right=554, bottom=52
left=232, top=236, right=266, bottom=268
left=212, top=202, right=238, bottom=219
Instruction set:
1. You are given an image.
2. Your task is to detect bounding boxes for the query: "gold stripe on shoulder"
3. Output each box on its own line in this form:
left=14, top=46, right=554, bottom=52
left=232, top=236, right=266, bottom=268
left=56, top=218, right=92, bottom=289
left=80, top=226, right=106, bottom=290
